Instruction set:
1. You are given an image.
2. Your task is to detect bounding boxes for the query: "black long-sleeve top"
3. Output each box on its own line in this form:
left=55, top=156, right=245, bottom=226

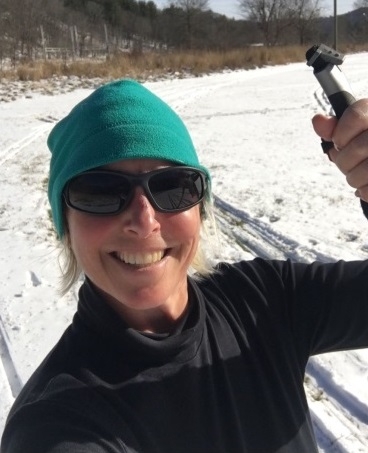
left=2, top=258, right=368, bottom=453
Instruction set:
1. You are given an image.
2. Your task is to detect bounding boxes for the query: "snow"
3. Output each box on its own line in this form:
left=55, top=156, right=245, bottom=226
left=1, top=52, right=368, bottom=451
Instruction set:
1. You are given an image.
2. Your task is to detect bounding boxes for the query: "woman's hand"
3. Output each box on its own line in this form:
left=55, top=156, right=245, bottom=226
left=312, top=99, right=368, bottom=202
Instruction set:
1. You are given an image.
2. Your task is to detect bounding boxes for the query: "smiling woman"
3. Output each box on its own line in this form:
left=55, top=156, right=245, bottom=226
left=3, top=78, right=368, bottom=453
left=45, top=79, right=213, bottom=330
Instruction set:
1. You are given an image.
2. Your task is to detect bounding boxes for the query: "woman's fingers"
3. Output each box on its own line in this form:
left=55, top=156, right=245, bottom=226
left=312, top=100, right=368, bottom=181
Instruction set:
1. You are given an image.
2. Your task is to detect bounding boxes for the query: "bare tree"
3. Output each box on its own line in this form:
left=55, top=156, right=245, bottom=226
left=293, top=0, right=321, bottom=45
left=238, top=0, right=294, bottom=45
left=171, top=0, right=210, bottom=48
left=1, top=0, right=48, bottom=60
left=238, top=0, right=320, bottom=45
left=172, top=0, right=209, bottom=10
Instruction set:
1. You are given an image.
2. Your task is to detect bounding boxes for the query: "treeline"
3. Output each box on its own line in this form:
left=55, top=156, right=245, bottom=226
left=1, top=0, right=368, bottom=65
left=0, top=0, right=259, bottom=62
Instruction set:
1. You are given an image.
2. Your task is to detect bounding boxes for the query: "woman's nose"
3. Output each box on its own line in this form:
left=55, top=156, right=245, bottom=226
left=121, top=188, right=161, bottom=238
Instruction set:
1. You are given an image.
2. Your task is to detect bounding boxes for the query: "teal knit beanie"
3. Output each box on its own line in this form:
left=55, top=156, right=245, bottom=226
left=47, top=79, right=210, bottom=238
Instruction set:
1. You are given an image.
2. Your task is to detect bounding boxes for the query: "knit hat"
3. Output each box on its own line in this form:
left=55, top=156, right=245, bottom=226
left=47, top=79, right=210, bottom=238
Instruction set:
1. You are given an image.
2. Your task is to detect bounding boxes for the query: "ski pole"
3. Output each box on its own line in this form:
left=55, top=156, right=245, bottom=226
left=306, top=43, right=356, bottom=156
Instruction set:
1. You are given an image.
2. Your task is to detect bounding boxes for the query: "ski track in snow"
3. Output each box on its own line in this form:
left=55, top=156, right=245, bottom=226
left=0, top=122, right=52, bottom=167
left=214, top=195, right=334, bottom=262
left=2, top=58, right=368, bottom=451
left=0, top=316, right=23, bottom=398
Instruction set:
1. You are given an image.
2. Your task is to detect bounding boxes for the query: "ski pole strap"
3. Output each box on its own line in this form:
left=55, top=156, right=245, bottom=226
left=360, top=199, right=368, bottom=220
left=321, top=139, right=334, bottom=161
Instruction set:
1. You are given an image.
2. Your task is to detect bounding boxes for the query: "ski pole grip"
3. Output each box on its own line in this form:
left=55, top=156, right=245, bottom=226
left=328, top=91, right=356, bottom=119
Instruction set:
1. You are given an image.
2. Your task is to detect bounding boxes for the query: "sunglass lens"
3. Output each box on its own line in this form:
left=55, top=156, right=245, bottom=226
left=149, top=169, right=204, bottom=211
left=67, top=173, right=130, bottom=214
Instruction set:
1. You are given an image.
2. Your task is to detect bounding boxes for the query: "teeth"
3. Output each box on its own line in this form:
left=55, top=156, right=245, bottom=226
left=117, top=251, right=165, bottom=265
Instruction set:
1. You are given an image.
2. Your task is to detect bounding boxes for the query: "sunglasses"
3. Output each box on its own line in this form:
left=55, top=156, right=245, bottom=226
left=63, top=166, right=208, bottom=215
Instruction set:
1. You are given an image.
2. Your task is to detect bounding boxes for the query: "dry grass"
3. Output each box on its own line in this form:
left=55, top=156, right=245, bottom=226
left=2, top=44, right=368, bottom=82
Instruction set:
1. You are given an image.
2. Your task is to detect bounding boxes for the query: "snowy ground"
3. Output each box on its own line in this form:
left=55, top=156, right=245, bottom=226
left=1, top=53, right=368, bottom=451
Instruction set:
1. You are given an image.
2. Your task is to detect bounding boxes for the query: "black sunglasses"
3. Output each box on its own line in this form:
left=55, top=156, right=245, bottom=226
left=63, top=166, right=208, bottom=215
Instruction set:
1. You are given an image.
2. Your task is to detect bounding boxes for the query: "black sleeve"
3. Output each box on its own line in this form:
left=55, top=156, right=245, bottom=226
left=207, top=259, right=368, bottom=366
left=1, top=375, right=135, bottom=453
left=274, top=259, right=368, bottom=357
left=1, top=400, right=126, bottom=453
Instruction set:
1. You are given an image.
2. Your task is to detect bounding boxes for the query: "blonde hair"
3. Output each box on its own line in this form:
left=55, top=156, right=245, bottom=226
left=57, top=198, right=218, bottom=296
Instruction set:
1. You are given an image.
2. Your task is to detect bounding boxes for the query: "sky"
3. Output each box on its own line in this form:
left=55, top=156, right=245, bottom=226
left=1, top=52, right=368, bottom=451
left=153, top=0, right=357, bottom=19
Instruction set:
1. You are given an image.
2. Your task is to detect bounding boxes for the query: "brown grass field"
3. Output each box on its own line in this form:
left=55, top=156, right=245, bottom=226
left=1, top=44, right=368, bottom=82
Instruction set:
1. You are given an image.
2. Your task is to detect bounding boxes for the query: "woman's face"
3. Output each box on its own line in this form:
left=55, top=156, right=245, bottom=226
left=66, top=159, right=202, bottom=332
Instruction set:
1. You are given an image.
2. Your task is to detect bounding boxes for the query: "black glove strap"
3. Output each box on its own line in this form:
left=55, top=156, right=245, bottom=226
left=360, top=199, right=368, bottom=220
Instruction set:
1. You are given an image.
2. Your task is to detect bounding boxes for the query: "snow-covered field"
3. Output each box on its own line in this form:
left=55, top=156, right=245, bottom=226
left=1, top=53, right=368, bottom=451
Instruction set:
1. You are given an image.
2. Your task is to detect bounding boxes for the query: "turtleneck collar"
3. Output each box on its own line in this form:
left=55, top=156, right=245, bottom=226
left=74, top=278, right=205, bottom=365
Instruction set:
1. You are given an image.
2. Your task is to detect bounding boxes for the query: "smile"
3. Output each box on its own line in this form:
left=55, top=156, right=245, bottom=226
left=115, top=250, right=165, bottom=266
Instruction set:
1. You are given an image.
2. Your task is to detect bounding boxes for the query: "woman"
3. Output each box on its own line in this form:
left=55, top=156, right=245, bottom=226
left=2, top=79, right=368, bottom=453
